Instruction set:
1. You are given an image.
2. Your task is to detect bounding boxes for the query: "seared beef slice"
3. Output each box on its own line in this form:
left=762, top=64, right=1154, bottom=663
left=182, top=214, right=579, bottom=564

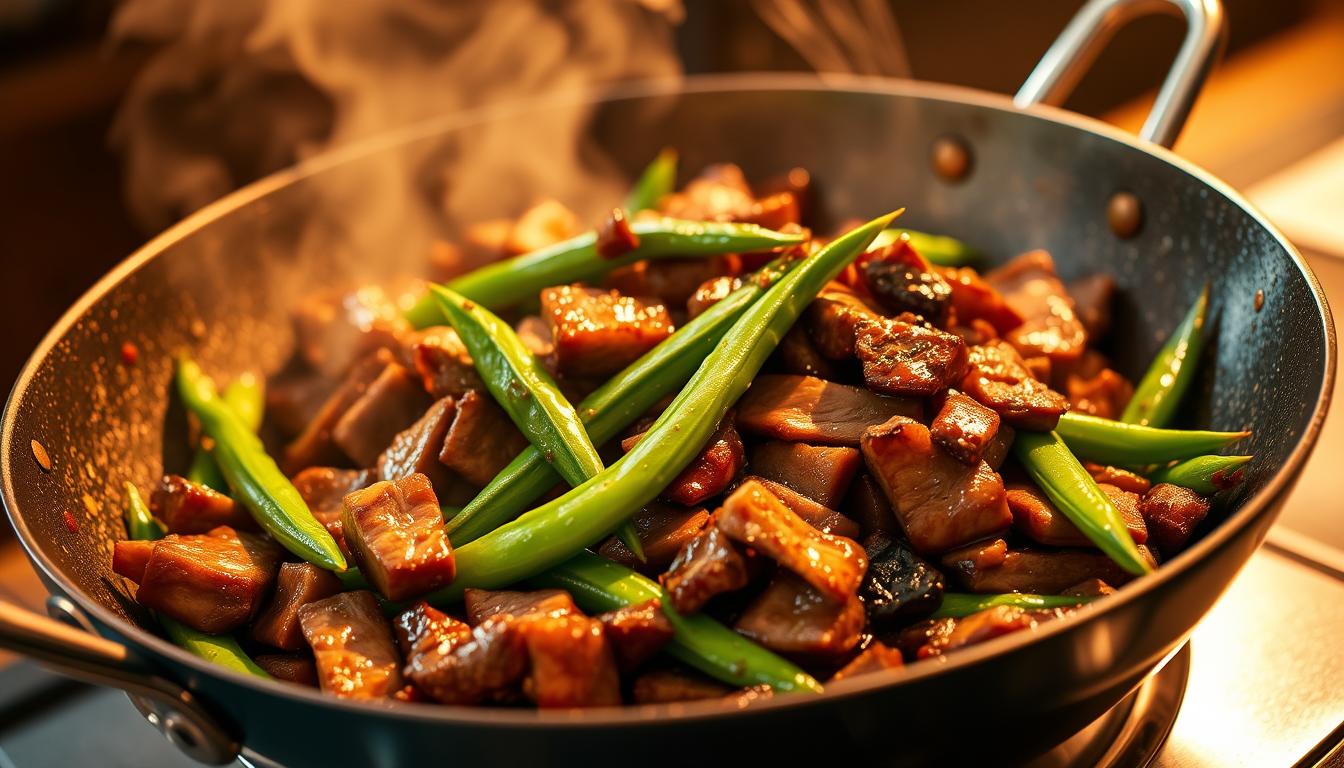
left=299, top=591, right=403, bottom=699
left=342, top=473, right=455, bottom=601
left=736, top=374, right=921, bottom=446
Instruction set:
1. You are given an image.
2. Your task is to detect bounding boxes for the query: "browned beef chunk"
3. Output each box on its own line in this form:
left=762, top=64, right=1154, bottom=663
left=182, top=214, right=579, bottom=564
left=293, top=285, right=410, bottom=378
left=252, top=562, right=343, bottom=650
left=860, top=241, right=953, bottom=324
left=984, top=250, right=1087, bottom=364
left=943, top=545, right=1151, bottom=593
left=892, top=617, right=956, bottom=659
left=960, top=340, right=1070, bottom=430
left=843, top=474, right=898, bottom=538
left=112, top=539, right=154, bottom=583
left=1066, top=365, right=1133, bottom=420
left=918, top=606, right=1045, bottom=658
left=332, top=362, right=431, bottom=468
left=463, top=588, right=577, bottom=625
left=1067, top=273, right=1115, bottom=340
left=831, top=641, right=905, bottom=681
left=982, top=424, right=1016, bottom=470
left=930, top=391, right=1001, bottom=465
left=742, top=190, right=802, bottom=230
left=1140, top=483, right=1212, bottom=555
left=686, top=275, right=741, bottom=318
left=717, top=480, right=867, bottom=602
left=1084, top=462, right=1152, bottom=494
left=750, top=441, right=862, bottom=507
left=299, top=591, right=403, bottom=699
left=405, top=616, right=528, bottom=705
left=438, top=390, right=530, bottom=487
left=609, top=256, right=740, bottom=308
left=540, top=285, right=674, bottom=378
left=1006, top=483, right=1147, bottom=548
left=1063, top=578, right=1117, bottom=597
left=513, top=316, right=555, bottom=363
left=940, top=537, right=1008, bottom=570
left=658, top=163, right=756, bottom=221
left=283, top=351, right=392, bottom=473
left=151, top=475, right=254, bottom=534
left=855, top=318, right=969, bottom=397
left=342, top=473, right=455, bottom=601
left=394, top=601, right=471, bottom=659
left=632, top=669, right=732, bottom=704
left=119, top=526, right=281, bottom=633
left=597, top=502, right=710, bottom=574
left=775, top=325, right=839, bottom=380
left=596, top=600, right=674, bottom=672
left=939, top=266, right=1023, bottom=334
left=861, top=532, right=946, bottom=629
left=1100, top=483, right=1149, bottom=545
left=266, top=369, right=337, bottom=439
left=410, top=326, right=484, bottom=400
left=660, top=526, right=750, bottom=614
left=748, top=476, right=860, bottom=538
left=735, top=572, right=865, bottom=662
left=596, top=207, right=640, bottom=258
left=291, top=467, right=370, bottom=558
left=861, top=416, right=1011, bottom=555
left=519, top=612, right=622, bottom=708
left=375, top=397, right=463, bottom=501
left=736, top=374, right=921, bottom=446
left=622, top=419, right=743, bottom=506
left=254, top=654, right=318, bottom=687
left=805, top=283, right=883, bottom=360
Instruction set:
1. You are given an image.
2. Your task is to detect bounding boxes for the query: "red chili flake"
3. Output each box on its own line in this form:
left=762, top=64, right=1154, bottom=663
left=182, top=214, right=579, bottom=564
left=120, top=341, right=139, bottom=366
left=595, top=208, right=640, bottom=259
left=31, top=439, right=52, bottom=472
left=1211, top=468, right=1245, bottom=491
left=62, top=510, right=78, bottom=533
left=1254, top=289, right=1265, bottom=312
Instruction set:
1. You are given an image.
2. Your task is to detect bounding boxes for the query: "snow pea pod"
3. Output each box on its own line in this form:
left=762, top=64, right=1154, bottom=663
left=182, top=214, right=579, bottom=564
left=931, top=592, right=1097, bottom=619
left=869, top=228, right=980, bottom=266
left=186, top=373, right=265, bottom=493
left=624, top=148, right=677, bottom=212
left=1055, top=412, right=1249, bottom=465
left=1120, top=285, right=1210, bottom=427
left=1147, top=454, right=1252, bottom=495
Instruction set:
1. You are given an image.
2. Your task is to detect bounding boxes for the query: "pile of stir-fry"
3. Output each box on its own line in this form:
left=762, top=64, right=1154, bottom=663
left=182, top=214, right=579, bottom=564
left=112, top=151, right=1252, bottom=707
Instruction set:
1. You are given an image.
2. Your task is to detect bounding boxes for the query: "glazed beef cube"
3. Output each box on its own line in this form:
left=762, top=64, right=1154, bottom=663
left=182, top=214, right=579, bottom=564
left=660, top=526, right=750, bottom=614
left=596, top=600, right=674, bottom=672
left=960, top=340, right=1070, bottom=430
left=1085, top=462, right=1152, bottom=494
left=332, top=362, right=431, bottom=468
left=464, top=588, right=577, bottom=625
left=843, top=474, right=898, bottom=538
left=1140, top=483, right=1212, bottom=555
left=984, top=250, right=1087, bottom=363
left=632, top=669, right=732, bottom=704
left=438, top=390, right=530, bottom=487
left=151, top=475, right=255, bottom=534
left=404, top=616, right=528, bottom=705
left=1066, top=365, right=1133, bottom=420
left=293, top=284, right=410, bottom=378
left=750, top=441, right=862, bottom=508
left=942, top=545, right=1151, bottom=594
left=596, top=207, right=640, bottom=258
left=686, top=275, right=741, bottom=318
left=1066, top=273, right=1116, bottom=340
left=860, top=532, right=946, bottom=629
left=658, top=163, right=756, bottom=221
left=981, top=424, right=1016, bottom=470
left=597, top=502, right=711, bottom=574
left=342, top=473, right=455, bottom=601
left=735, top=572, right=865, bottom=662
left=861, top=416, right=1011, bottom=555
left=112, top=539, right=154, bottom=583
left=939, top=266, right=1023, bottom=334
left=716, top=480, right=867, bottom=602
left=283, top=351, right=392, bottom=473
left=925, top=606, right=1044, bottom=657
left=860, top=240, right=952, bottom=324
left=376, top=397, right=469, bottom=503
left=805, top=283, right=883, bottom=360
left=394, top=601, right=472, bottom=659
left=254, top=654, right=318, bottom=687
left=623, top=419, right=743, bottom=506
left=410, top=326, right=484, bottom=400
left=124, top=527, right=281, bottom=633
left=929, top=391, right=1001, bottom=465
left=520, top=612, right=622, bottom=708
left=775, top=325, right=840, bottom=380
left=1006, top=483, right=1147, bottom=548
left=855, top=318, right=969, bottom=397
left=252, top=562, right=343, bottom=650
left=540, top=285, right=674, bottom=378
left=736, top=374, right=921, bottom=446
left=831, top=641, right=905, bottom=681
left=291, top=466, right=371, bottom=558
left=299, top=591, right=403, bottom=699
left=748, top=476, right=861, bottom=539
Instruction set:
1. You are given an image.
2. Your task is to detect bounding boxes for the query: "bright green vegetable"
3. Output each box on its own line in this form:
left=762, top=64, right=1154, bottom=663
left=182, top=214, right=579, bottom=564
left=931, top=592, right=1098, bottom=619
left=1055, top=412, right=1249, bottom=465
left=186, top=373, right=265, bottom=493
left=427, top=210, right=898, bottom=602
left=1121, top=285, right=1210, bottom=427
left=1147, top=454, right=1252, bottom=496
left=446, top=256, right=800, bottom=545
left=123, top=482, right=165, bottom=542
left=624, top=148, right=677, bottom=213
left=534, top=551, right=821, bottom=693
left=1014, top=430, right=1154, bottom=576
left=404, top=218, right=806, bottom=326
left=869, top=228, right=980, bottom=266
left=176, top=359, right=346, bottom=571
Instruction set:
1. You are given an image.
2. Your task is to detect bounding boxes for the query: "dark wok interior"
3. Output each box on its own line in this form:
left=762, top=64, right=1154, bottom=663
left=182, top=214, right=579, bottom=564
left=1, top=76, right=1332, bottom=765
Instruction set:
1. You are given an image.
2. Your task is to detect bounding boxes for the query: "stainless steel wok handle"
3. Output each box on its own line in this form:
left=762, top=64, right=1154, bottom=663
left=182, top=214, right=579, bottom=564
left=0, top=597, right=240, bottom=765
left=1015, top=0, right=1227, bottom=148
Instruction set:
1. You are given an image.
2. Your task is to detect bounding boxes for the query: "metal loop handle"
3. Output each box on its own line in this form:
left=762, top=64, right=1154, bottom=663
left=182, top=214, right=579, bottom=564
left=1015, top=0, right=1227, bottom=148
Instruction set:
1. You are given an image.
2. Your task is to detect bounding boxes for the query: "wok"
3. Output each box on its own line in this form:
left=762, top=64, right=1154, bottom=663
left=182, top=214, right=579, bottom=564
left=0, top=0, right=1335, bottom=765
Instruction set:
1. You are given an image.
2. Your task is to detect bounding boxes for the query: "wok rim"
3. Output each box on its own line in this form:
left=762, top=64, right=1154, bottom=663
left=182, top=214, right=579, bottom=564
left=2, top=71, right=1335, bottom=729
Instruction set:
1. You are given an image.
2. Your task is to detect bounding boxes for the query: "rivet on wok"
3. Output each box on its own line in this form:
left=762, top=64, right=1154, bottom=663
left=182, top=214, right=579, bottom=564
left=1107, top=192, right=1143, bottom=238
left=931, top=136, right=971, bottom=182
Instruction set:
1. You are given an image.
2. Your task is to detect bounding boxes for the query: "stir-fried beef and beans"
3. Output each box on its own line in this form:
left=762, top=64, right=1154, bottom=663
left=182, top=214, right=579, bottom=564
left=111, top=152, right=1250, bottom=708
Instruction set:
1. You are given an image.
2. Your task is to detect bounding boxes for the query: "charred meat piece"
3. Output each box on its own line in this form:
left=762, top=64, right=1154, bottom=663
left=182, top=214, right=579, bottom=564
left=117, top=526, right=281, bottom=633
left=943, top=545, right=1151, bottom=594
left=805, top=283, right=883, bottom=360
left=464, top=588, right=578, bottom=625
left=736, top=374, right=921, bottom=446
left=597, top=502, right=711, bottom=574
left=293, top=284, right=410, bottom=378
left=660, top=526, right=751, bottom=615
left=1140, top=483, right=1212, bottom=555
left=404, top=616, right=528, bottom=705
left=747, top=476, right=861, bottom=539
left=855, top=318, right=969, bottom=397
left=686, top=275, right=741, bottom=319
left=342, top=473, right=455, bottom=601
left=1006, top=483, right=1147, bottom=548
left=375, top=397, right=462, bottom=501
left=717, top=479, right=867, bottom=602
left=283, top=351, right=392, bottom=473
left=831, top=641, right=905, bottom=681
left=299, top=591, right=403, bottom=699
left=892, top=617, right=956, bottom=659
left=438, top=390, right=530, bottom=487
left=735, top=572, right=865, bottom=662
left=410, top=326, right=484, bottom=400
left=860, top=241, right=952, bottom=324
left=1066, top=273, right=1116, bottom=340
left=254, top=654, right=318, bottom=687
left=519, top=612, right=622, bottom=708
left=939, top=266, right=1023, bottom=334
left=151, top=475, right=255, bottom=535
left=960, top=340, right=1070, bottom=431
left=332, top=362, right=432, bottom=468
left=291, top=467, right=370, bottom=558
left=622, top=419, right=743, bottom=506
left=921, top=605, right=1045, bottom=658
left=843, top=474, right=898, bottom=538
left=750, top=440, right=862, bottom=508
left=394, top=600, right=472, bottom=659
left=632, top=669, right=732, bottom=704
left=252, top=562, right=343, bottom=650
left=596, top=599, right=674, bottom=672
left=929, top=391, right=1001, bottom=465
left=540, top=285, right=674, bottom=378
left=861, top=416, right=1012, bottom=555
left=860, top=532, right=946, bottom=629
left=1066, top=365, right=1134, bottom=420
left=775, top=325, right=839, bottom=380
left=1085, top=462, right=1152, bottom=494
left=596, top=207, right=640, bottom=258
left=985, top=250, right=1087, bottom=363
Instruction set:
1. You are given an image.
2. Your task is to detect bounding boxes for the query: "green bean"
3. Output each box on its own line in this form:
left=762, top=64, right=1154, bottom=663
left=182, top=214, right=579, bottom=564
left=446, top=256, right=800, bottom=545
left=427, top=210, right=898, bottom=601
left=1055, top=412, right=1249, bottom=465
left=123, top=482, right=165, bottom=542
left=186, top=373, right=265, bottom=493
left=533, top=551, right=821, bottom=693
left=176, top=359, right=346, bottom=571
left=404, top=218, right=806, bottom=327
left=1121, top=285, right=1210, bottom=427
left=930, top=592, right=1098, bottom=619
left=624, top=148, right=677, bottom=213
left=868, top=228, right=979, bottom=266
left=1147, top=454, right=1252, bottom=496
left=1014, top=430, right=1153, bottom=576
